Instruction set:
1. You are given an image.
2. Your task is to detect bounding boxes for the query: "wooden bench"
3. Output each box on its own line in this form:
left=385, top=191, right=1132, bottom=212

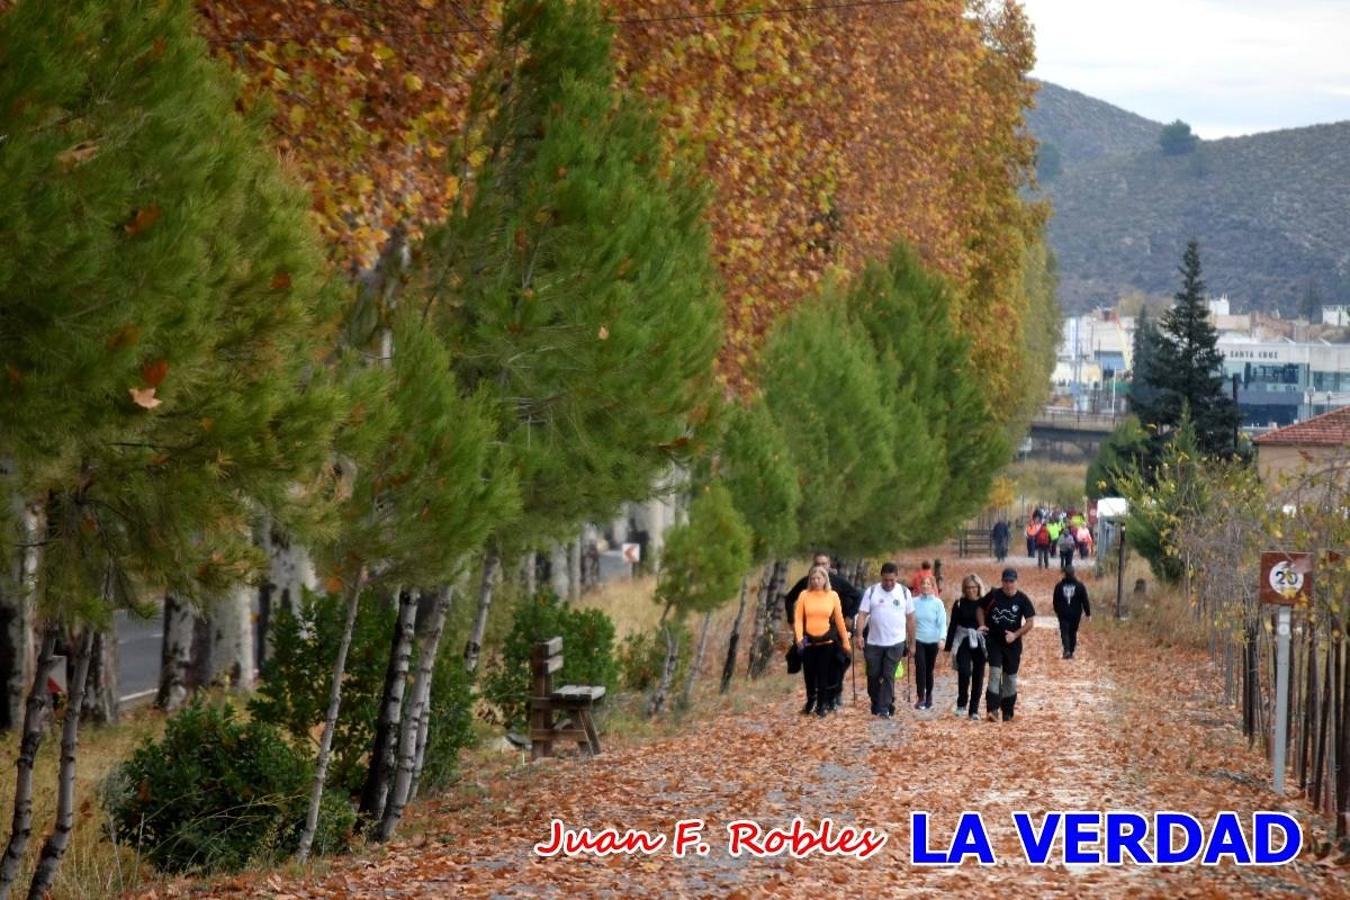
left=528, top=637, right=604, bottom=760
left=952, top=529, right=994, bottom=558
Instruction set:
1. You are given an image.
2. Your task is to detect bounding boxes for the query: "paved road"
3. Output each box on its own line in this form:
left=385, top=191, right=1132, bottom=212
left=115, top=608, right=162, bottom=704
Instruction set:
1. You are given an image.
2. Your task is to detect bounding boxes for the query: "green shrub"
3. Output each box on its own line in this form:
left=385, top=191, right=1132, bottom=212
left=480, top=591, right=617, bottom=729
left=249, top=587, right=394, bottom=795
left=101, top=700, right=354, bottom=874
left=618, top=622, right=692, bottom=692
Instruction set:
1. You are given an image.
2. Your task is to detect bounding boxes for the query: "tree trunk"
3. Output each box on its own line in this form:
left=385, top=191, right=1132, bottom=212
left=647, top=624, right=680, bottom=717
left=522, top=552, right=537, bottom=598
left=206, top=583, right=255, bottom=692
left=547, top=544, right=568, bottom=599
left=380, top=586, right=452, bottom=841
left=681, top=611, right=712, bottom=709
left=260, top=522, right=314, bottom=666
left=1313, top=641, right=1333, bottom=810
left=156, top=594, right=198, bottom=712
left=567, top=538, right=581, bottom=602
left=0, top=628, right=58, bottom=900
left=1300, top=628, right=1318, bottom=791
left=720, top=576, right=749, bottom=694
left=462, top=552, right=500, bottom=675
left=26, top=629, right=95, bottom=900
left=1334, top=637, right=1347, bottom=835
left=0, top=492, right=36, bottom=733
left=358, top=588, right=419, bottom=829
left=79, top=630, right=118, bottom=725
left=749, top=562, right=786, bottom=679
left=296, top=571, right=366, bottom=863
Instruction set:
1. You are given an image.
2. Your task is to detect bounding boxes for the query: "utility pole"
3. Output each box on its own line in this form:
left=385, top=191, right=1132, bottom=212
left=1231, top=373, right=1240, bottom=455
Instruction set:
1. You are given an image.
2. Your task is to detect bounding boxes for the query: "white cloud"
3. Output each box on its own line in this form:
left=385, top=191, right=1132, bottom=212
left=1020, top=0, right=1350, bottom=136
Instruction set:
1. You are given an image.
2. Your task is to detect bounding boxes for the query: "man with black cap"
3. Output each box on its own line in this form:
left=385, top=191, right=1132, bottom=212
left=1052, top=564, right=1090, bottom=659
left=979, top=567, right=1035, bottom=721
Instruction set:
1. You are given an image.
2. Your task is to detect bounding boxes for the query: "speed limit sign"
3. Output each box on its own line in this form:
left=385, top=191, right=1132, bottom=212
left=1259, top=552, right=1313, bottom=606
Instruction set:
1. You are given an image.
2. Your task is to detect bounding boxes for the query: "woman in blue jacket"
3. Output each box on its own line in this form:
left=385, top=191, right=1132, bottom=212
left=912, top=575, right=947, bottom=710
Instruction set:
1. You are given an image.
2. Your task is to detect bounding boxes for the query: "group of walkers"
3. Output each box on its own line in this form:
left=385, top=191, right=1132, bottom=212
left=1024, top=509, right=1094, bottom=571
left=787, top=554, right=1089, bottom=723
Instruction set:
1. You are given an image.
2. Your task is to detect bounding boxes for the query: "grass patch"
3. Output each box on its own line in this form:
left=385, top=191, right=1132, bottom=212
left=1005, top=460, right=1089, bottom=512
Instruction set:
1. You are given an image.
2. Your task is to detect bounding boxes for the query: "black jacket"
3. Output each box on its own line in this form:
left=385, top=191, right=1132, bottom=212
left=1052, top=576, right=1091, bottom=620
left=785, top=571, right=862, bottom=622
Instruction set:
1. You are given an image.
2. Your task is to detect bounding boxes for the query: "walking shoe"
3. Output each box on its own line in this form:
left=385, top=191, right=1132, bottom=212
left=801, top=700, right=816, bottom=715
left=953, top=706, right=965, bottom=717
left=815, top=705, right=827, bottom=718
left=968, top=712, right=980, bottom=721
left=985, top=711, right=998, bottom=722
left=914, top=699, right=925, bottom=710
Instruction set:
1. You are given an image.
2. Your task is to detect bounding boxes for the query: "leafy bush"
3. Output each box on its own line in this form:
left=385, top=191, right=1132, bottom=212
left=1159, top=119, right=1198, bottom=155
left=618, top=622, right=692, bottom=692
left=480, top=591, right=617, bottom=729
left=249, top=587, right=393, bottom=795
left=101, top=701, right=353, bottom=873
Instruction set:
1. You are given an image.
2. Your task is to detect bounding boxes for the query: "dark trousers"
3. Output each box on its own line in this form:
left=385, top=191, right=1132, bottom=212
left=803, top=642, right=835, bottom=709
left=1036, top=546, right=1050, bottom=568
left=914, top=641, right=939, bottom=702
left=1059, top=548, right=1074, bottom=570
left=1059, top=615, right=1080, bottom=656
left=986, top=636, right=1024, bottom=719
left=864, top=642, right=903, bottom=714
left=954, top=641, right=986, bottom=713
left=994, top=540, right=1008, bottom=562
left=1026, top=536, right=1036, bottom=558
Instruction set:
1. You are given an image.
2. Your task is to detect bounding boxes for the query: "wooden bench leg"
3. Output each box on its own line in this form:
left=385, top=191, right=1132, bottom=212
left=579, top=708, right=601, bottom=756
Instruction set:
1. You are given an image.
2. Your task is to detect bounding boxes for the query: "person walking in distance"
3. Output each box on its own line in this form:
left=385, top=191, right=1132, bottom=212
left=991, top=519, right=1010, bottom=563
left=1025, top=515, right=1041, bottom=559
left=785, top=552, right=861, bottom=713
left=856, top=562, right=914, bottom=718
left=1057, top=526, right=1076, bottom=572
left=793, top=565, right=852, bottom=718
left=1034, top=519, right=1052, bottom=570
left=945, top=574, right=988, bottom=720
left=1052, top=564, right=1091, bottom=659
left=911, top=575, right=947, bottom=710
left=981, top=568, right=1035, bottom=721
left=909, top=560, right=935, bottom=595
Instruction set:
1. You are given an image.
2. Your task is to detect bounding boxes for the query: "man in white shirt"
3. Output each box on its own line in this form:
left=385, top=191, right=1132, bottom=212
left=855, top=562, right=916, bottom=718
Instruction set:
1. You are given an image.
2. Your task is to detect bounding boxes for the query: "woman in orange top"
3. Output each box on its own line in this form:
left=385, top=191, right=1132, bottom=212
left=794, top=565, right=852, bottom=718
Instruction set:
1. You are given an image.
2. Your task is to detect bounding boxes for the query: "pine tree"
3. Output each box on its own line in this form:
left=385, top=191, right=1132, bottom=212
left=1138, top=241, right=1242, bottom=458
left=413, top=0, right=722, bottom=672
left=1128, top=307, right=1162, bottom=417
left=298, top=316, right=518, bottom=858
left=0, top=0, right=344, bottom=891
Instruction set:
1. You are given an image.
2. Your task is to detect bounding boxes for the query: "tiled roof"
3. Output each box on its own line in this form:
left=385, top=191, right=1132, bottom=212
left=1254, top=405, right=1350, bottom=446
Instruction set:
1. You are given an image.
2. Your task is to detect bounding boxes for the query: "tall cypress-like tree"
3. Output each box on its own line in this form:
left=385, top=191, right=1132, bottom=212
left=1127, top=307, right=1162, bottom=417
left=413, top=0, right=722, bottom=672
left=1137, top=241, right=1241, bottom=457
left=0, top=0, right=344, bottom=891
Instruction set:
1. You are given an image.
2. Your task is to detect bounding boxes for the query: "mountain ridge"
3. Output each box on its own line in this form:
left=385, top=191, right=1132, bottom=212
left=1029, top=82, right=1350, bottom=315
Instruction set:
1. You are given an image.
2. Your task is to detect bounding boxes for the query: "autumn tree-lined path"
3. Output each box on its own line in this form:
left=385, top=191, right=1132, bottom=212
left=209, top=563, right=1348, bottom=898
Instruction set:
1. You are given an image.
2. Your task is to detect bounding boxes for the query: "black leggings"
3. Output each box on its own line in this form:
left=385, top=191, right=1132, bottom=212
left=802, top=642, right=836, bottom=707
left=914, top=641, right=939, bottom=701
left=954, top=641, right=986, bottom=712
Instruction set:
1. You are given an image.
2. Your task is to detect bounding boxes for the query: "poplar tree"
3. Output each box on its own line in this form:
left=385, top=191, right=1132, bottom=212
left=0, top=0, right=343, bottom=892
left=413, top=0, right=722, bottom=672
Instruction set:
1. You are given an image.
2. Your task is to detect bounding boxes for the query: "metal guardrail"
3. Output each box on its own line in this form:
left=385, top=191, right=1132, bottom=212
left=1029, top=407, right=1120, bottom=432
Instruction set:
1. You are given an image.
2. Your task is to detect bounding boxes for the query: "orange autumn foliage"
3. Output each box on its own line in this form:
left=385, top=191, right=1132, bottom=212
left=194, top=0, right=1044, bottom=401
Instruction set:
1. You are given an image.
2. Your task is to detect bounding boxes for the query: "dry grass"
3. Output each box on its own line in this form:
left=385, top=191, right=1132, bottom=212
left=1006, top=460, right=1089, bottom=512
left=0, top=704, right=167, bottom=900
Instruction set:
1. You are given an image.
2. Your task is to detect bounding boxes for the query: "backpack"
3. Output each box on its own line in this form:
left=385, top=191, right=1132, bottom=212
left=1058, top=530, right=1076, bottom=552
left=1035, top=525, right=1051, bottom=547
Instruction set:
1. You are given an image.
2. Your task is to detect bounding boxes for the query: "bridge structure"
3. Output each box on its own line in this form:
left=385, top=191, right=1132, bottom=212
left=1026, top=407, right=1120, bottom=460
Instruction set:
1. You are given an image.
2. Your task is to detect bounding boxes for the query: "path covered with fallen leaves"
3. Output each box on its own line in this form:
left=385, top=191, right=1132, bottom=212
left=206, top=561, right=1348, bottom=898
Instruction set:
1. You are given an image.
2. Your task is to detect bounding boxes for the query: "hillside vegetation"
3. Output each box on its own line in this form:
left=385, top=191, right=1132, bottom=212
left=1029, top=83, right=1350, bottom=315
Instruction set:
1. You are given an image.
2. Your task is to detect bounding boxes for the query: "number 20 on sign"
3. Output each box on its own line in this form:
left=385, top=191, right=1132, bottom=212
left=1258, top=551, right=1313, bottom=606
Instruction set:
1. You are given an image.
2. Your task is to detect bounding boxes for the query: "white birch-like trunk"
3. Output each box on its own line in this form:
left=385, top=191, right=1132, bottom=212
left=566, top=538, right=581, bottom=602
left=547, top=544, right=568, bottom=599
left=380, top=586, right=452, bottom=840
left=261, top=523, right=315, bottom=663
left=681, top=611, right=712, bottom=709
left=0, top=492, right=37, bottom=732
left=0, top=628, right=58, bottom=900
left=156, top=594, right=197, bottom=712
left=358, top=589, right=418, bottom=827
left=647, top=624, right=680, bottom=716
left=522, top=552, right=537, bottom=598
left=26, top=629, right=95, bottom=899
left=207, top=583, right=255, bottom=692
left=79, top=630, right=118, bottom=724
left=296, top=571, right=366, bottom=862
left=462, top=554, right=499, bottom=675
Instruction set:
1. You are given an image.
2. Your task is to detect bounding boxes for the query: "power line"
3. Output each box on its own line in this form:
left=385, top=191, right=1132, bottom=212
left=206, top=0, right=917, bottom=46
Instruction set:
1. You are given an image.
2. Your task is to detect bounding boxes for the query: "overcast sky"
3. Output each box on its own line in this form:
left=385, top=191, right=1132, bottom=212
left=1019, top=0, right=1350, bottom=138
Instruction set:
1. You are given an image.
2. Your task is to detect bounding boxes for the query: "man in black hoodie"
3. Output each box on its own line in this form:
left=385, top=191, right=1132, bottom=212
left=1052, top=564, right=1091, bottom=659
left=785, top=553, right=861, bottom=712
